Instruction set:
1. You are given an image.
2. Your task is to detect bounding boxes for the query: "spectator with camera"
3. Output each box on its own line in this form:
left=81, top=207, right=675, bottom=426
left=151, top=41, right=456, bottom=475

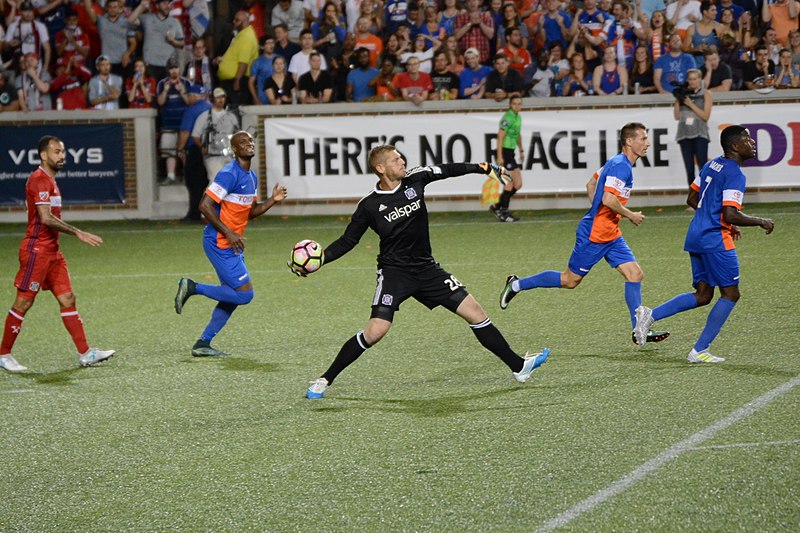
left=673, top=68, right=712, bottom=187
left=50, top=55, right=91, bottom=109
left=192, top=87, right=240, bottom=181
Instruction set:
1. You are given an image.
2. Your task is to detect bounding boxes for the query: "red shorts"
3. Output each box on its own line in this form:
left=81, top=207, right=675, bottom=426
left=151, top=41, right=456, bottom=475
left=14, top=247, right=73, bottom=300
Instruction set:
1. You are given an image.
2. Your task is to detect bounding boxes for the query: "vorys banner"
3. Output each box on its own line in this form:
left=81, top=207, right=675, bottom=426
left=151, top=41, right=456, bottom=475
left=0, top=124, right=125, bottom=205
left=264, top=104, right=799, bottom=200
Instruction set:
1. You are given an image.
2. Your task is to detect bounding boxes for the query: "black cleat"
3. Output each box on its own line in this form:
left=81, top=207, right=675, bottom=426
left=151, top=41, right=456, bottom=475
left=191, top=339, right=228, bottom=357
left=500, top=275, right=520, bottom=310
left=175, top=278, right=196, bottom=315
left=631, top=329, right=671, bottom=345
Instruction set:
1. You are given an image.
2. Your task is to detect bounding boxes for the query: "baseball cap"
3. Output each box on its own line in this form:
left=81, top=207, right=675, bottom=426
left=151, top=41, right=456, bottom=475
left=464, top=48, right=480, bottom=58
left=188, top=84, right=206, bottom=94
left=166, top=56, right=180, bottom=69
left=19, top=2, right=34, bottom=10
left=95, top=54, right=110, bottom=67
left=212, top=87, right=227, bottom=98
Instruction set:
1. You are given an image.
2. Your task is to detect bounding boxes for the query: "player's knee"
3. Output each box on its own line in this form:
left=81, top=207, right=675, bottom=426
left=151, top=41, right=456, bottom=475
left=562, top=276, right=581, bottom=289
left=694, top=290, right=714, bottom=307
left=720, top=286, right=740, bottom=303
left=235, top=290, right=254, bottom=305
left=57, top=292, right=76, bottom=308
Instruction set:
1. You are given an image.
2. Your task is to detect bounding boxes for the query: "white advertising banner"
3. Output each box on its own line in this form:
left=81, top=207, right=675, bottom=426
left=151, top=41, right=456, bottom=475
left=264, top=104, right=800, bottom=200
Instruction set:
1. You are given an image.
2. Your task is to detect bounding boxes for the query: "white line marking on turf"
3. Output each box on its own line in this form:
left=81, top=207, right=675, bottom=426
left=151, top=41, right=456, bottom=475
left=686, top=439, right=800, bottom=451
left=0, top=389, right=34, bottom=394
left=536, top=373, right=800, bottom=533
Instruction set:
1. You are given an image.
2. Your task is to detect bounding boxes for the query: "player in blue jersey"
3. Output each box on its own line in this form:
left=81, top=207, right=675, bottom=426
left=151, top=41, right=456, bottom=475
left=174, top=131, right=287, bottom=357
left=500, top=122, right=669, bottom=345
left=633, top=125, right=774, bottom=362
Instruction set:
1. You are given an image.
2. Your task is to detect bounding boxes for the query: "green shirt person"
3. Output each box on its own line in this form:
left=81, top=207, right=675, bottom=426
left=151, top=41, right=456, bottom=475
left=491, top=96, right=524, bottom=223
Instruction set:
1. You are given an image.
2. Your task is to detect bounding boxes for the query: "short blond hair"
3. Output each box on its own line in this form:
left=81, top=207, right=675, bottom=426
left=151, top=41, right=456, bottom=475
left=368, top=145, right=396, bottom=174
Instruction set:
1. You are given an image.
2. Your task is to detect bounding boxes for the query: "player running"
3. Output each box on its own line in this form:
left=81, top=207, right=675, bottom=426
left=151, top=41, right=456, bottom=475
left=0, top=136, right=114, bottom=372
left=174, top=131, right=287, bottom=357
left=499, top=122, right=669, bottom=345
left=633, top=125, right=774, bottom=362
left=293, top=145, right=550, bottom=399
left=491, top=95, right=524, bottom=222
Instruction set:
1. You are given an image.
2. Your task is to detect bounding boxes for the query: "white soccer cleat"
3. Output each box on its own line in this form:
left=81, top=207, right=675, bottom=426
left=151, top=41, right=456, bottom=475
left=306, top=377, right=329, bottom=399
left=633, top=306, right=654, bottom=346
left=79, top=348, right=116, bottom=367
left=513, top=348, right=550, bottom=383
left=687, top=349, right=725, bottom=364
left=0, top=354, right=27, bottom=372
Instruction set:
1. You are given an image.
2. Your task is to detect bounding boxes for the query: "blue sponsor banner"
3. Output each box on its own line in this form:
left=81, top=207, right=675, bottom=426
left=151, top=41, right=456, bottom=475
left=0, top=124, right=125, bottom=205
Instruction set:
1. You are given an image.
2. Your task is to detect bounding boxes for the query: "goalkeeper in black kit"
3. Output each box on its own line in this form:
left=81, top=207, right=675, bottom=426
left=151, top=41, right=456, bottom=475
left=290, top=145, right=550, bottom=399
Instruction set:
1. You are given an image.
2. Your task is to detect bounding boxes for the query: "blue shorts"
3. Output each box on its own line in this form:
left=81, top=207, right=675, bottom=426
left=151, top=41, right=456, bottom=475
left=689, top=250, right=740, bottom=288
left=203, top=238, right=250, bottom=289
left=568, top=236, right=637, bottom=277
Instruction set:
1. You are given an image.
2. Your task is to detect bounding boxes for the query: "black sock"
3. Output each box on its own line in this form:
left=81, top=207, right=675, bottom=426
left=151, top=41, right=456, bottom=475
left=322, top=331, right=371, bottom=384
left=470, top=318, right=523, bottom=372
left=498, top=189, right=513, bottom=209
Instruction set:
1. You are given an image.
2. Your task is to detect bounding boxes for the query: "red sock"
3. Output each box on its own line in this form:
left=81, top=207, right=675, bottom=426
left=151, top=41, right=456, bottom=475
left=60, top=306, right=89, bottom=354
left=0, top=307, right=26, bottom=355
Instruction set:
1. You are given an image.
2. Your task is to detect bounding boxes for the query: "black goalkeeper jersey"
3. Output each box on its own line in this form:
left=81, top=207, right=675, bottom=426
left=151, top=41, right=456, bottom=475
left=324, top=162, right=482, bottom=269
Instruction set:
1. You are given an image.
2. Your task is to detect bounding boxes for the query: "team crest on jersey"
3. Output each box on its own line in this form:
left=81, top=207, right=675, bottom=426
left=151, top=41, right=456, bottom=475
left=404, top=188, right=417, bottom=200
left=379, top=204, right=387, bottom=211
left=381, top=294, right=394, bottom=306
left=29, top=282, right=40, bottom=292
left=39, top=192, right=49, bottom=201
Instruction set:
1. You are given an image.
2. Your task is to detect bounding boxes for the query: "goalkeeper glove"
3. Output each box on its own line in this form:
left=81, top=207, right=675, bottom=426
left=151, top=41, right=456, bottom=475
left=287, top=261, right=308, bottom=277
left=478, top=162, right=512, bottom=186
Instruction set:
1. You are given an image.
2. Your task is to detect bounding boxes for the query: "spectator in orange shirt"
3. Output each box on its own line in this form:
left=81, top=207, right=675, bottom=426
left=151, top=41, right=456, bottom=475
left=503, top=26, right=532, bottom=74
left=762, top=0, right=800, bottom=47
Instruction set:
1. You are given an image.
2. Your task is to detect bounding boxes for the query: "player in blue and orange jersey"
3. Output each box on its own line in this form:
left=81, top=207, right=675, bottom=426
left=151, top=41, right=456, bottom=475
left=499, top=122, right=669, bottom=345
left=0, top=136, right=115, bottom=372
left=174, top=131, right=287, bottom=357
left=634, top=125, right=774, bottom=363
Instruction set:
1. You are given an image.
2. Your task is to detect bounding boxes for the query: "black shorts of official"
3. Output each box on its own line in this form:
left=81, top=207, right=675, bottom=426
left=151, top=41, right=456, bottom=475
left=370, top=264, right=470, bottom=322
left=502, top=148, right=519, bottom=171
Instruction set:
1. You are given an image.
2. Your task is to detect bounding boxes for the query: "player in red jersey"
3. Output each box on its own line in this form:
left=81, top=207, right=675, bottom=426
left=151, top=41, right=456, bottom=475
left=0, top=136, right=115, bottom=373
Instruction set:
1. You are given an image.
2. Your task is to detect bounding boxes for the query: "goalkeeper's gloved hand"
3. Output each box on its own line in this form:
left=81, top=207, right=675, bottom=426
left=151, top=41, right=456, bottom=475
left=478, top=162, right=512, bottom=186
left=287, top=261, right=308, bottom=277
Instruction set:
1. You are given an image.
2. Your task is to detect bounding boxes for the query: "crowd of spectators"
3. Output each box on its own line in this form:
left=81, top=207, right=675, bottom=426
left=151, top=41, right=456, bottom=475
left=1, top=0, right=798, bottom=114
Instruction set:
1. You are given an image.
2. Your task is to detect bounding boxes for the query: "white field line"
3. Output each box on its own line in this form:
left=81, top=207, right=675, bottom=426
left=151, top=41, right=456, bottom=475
left=686, top=439, right=800, bottom=451
left=0, top=211, right=798, bottom=238
left=0, top=389, right=34, bottom=394
left=536, top=373, right=800, bottom=533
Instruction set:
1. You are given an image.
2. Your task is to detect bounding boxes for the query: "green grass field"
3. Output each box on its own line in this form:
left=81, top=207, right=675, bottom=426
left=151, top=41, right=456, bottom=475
left=1, top=204, right=798, bottom=531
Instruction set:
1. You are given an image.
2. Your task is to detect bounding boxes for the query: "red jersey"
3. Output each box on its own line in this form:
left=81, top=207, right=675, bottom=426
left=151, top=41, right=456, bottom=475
left=23, top=167, right=62, bottom=253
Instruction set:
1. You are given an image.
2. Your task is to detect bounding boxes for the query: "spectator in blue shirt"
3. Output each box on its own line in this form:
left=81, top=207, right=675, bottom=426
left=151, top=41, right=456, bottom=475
left=537, top=0, right=573, bottom=49
left=347, top=48, right=379, bottom=101
left=249, top=36, right=277, bottom=104
left=176, top=85, right=212, bottom=221
left=459, top=47, right=492, bottom=99
left=654, top=32, right=696, bottom=94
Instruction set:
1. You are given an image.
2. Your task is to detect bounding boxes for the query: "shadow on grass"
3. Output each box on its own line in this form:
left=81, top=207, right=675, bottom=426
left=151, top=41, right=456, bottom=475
left=182, top=356, right=280, bottom=374
left=15, top=367, right=83, bottom=386
left=311, top=385, right=545, bottom=417
left=578, top=349, right=797, bottom=378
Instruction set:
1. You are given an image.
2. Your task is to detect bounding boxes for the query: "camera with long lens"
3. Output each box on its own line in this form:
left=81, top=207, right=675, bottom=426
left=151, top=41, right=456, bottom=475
left=671, top=80, right=691, bottom=101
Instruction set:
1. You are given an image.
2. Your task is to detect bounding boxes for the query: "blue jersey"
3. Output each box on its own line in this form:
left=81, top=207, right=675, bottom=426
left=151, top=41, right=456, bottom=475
left=684, top=156, right=746, bottom=253
left=203, top=160, right=258, bottom=250
left=578, top=153, right=634, bottom=244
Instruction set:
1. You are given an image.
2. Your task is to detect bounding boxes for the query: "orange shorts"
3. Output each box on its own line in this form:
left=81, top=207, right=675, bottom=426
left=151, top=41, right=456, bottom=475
left=14, top=247, right=73, bottom=299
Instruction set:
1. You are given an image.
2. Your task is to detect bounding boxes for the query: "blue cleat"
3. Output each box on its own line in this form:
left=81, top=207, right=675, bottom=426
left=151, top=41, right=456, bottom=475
left=306, top=377, right=329, bottom=399
left=513, top=348, right=550, bottom=383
